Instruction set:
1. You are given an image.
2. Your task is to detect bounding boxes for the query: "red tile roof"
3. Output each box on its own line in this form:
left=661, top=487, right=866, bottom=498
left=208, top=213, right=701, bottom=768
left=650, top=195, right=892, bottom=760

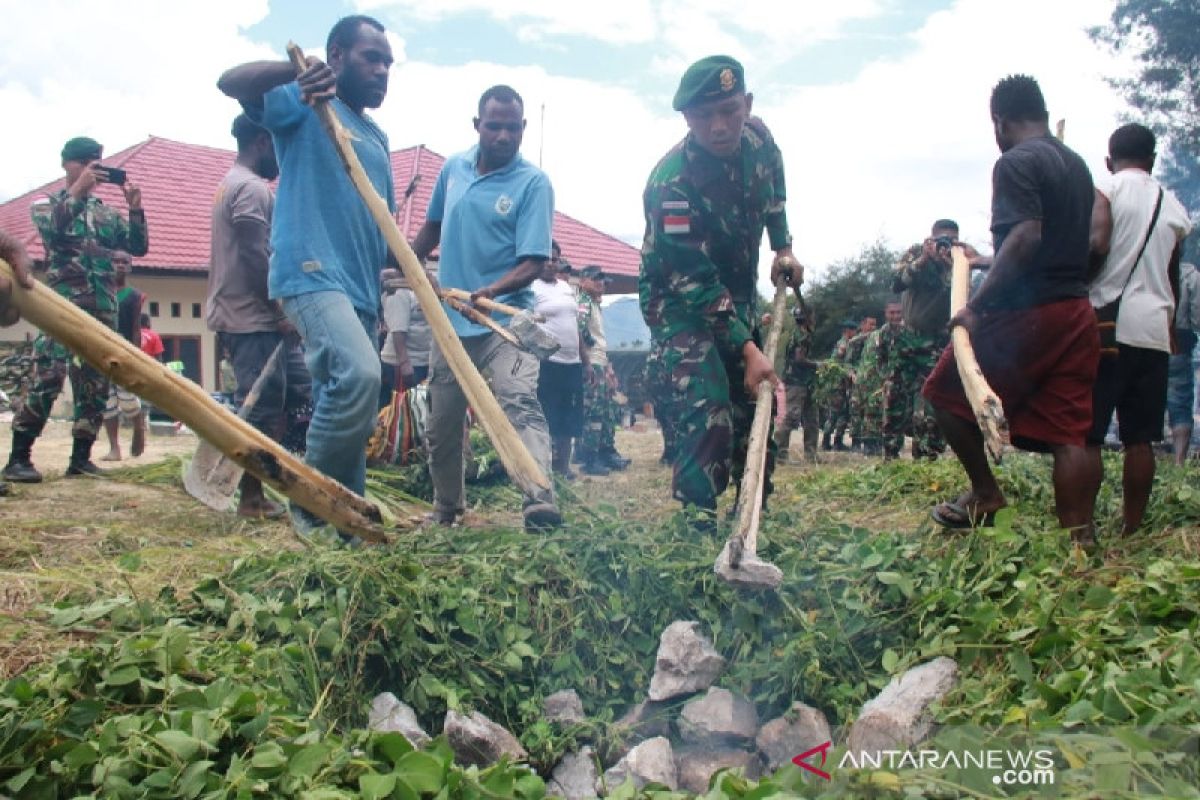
left=0, top=136, right=641, bottom=290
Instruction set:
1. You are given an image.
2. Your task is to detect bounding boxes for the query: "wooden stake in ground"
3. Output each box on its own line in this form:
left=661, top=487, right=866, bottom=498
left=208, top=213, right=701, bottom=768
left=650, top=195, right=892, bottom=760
left=714, top=276, right=787, bottom=590
left=950, top=246, right=1009, bottom=462
left=0, top=257, right=392, bottom=542
left=286, top=43, right=550, bottom=497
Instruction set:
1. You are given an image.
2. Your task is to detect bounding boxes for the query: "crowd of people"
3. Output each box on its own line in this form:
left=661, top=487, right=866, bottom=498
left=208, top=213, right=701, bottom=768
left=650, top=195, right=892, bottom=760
left=0, top=16, right=1194, bottom=548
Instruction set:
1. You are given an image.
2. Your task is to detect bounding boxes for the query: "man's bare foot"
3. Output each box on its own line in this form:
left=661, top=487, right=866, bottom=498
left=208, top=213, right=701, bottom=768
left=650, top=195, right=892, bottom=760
left=237, top=498, right=286, bottom=519
left=931, top=492, right=1006, bottom=529
left=100, top=449, right=122, bottom=462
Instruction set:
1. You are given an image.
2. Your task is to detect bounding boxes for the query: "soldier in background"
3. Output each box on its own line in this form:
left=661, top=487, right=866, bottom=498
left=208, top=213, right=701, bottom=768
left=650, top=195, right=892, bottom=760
left=575, top=265, right=630, bottom=475
left=855, top=303, right=903, bottom=456
left=843, top=315, right=876, bottom=451
left=100, top=250, right=147, bottom=461
left=639, top=55, right=801, bottom=528
left=820, top=319, right=858, bottom=451
left=773, top=291, right=818, bottom=462
left=4, top=137, right=148, bottom=483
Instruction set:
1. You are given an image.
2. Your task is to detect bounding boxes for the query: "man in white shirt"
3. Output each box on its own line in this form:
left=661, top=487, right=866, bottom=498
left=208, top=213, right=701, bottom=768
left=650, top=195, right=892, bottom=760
left=379, top=285, right=431, bottom=405
left=531, top=243, right=586, bottom=478
left=1087, top=122, right=1193, bottom=536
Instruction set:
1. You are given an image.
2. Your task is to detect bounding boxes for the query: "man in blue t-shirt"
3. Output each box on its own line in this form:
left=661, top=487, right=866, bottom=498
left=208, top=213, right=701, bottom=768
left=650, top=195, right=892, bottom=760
left=218, top=15, right=396, bottom=535
left=410, top=85, right=561, bottom=531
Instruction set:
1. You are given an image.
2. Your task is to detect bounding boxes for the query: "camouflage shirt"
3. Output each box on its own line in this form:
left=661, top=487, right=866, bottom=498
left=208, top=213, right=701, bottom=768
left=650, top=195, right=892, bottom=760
left=782, top=323, right=817, bottom=384
left=31, top=189, right=149, bottom=315
left=639, top=117, right=791, bottom=352
left=893, top=243, right=950, bottom=335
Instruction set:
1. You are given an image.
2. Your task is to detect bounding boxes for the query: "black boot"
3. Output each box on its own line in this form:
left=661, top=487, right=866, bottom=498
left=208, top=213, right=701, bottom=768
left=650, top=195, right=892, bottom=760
left=2, top=431, right=43, bottom=483
left=600, top=449, right=631, bottom=470
left=821, top=431, right=833, bottom=451
left=66, top=436, right=105, bottom=477
left=580, top=458, right=611, bottom=476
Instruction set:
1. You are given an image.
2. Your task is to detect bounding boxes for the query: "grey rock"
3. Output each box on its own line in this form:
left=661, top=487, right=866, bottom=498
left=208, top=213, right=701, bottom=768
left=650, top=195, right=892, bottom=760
left=847, top=657, right=958, bottom=758
left=598, top=737, right=678, bottom=794
left=756, top=702, right=832, bottom=771
left=604, top=700, right=673, bottom=767
left=544, top=690, right=586, bottom=726
left=677, top=687, right=759, bottom=746
left=367, top=693, right=431, bottom=748
left=444, top=709, right=528, bottom=767
left=673, top=746, right=762, bottom=795
left=547, top=747, right=599, bottom=800
left=647, top=621, right=726, bottom=701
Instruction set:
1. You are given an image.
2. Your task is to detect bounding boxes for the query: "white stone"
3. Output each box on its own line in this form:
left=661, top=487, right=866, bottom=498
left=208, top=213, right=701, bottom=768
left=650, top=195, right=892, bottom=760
left=647, top=621, right=726, bottom=701
left=673, top=747, right=762, bottom=794
left=367, top=693, right=431, bottom=748
left=598, top=737, right=678, bottom=794
left=544, top=690, right=586, bottom=726
left=444, top=709, right=528, bottom=766
left=547, top=747, right=599, bottom=800
left=755, top=702, right=832, bottom=772
left=846, top=657, right=958, bottom=758
left=677, top=687, right=759, bottom=746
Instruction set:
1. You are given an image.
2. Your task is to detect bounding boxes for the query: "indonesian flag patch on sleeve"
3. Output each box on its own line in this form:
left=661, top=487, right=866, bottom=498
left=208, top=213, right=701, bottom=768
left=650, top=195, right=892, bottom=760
left=661, top=199, right=690, bottom=235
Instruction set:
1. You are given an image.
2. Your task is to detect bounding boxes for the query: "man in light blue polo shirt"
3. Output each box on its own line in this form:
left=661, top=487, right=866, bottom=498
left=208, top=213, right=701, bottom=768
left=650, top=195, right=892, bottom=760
left=411, top=84, right=561, bottom=531
left=218, top=15, right=395, bottom=535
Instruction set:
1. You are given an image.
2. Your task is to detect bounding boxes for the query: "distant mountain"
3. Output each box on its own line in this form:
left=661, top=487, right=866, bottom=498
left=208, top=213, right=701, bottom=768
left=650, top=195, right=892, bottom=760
left=602, top=296, right=650, bottom=352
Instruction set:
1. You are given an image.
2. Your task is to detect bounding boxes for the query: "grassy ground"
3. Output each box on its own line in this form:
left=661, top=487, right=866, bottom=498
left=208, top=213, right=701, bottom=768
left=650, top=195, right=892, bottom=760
left=1, top=418, right=1198, bottom=798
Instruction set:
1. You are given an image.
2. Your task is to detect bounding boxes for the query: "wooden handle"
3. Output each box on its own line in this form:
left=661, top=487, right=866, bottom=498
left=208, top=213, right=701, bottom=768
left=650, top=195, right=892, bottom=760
left=286, top=43, right=550, bottom=495
left=0, top=258, right=391, bottom=542
left=949, top=247, right=1009, bottom=462
left=443, top=296, right=522, bottom=348
left=727, top=277, right=789, bottom=564
left=440, top=287, right=528, bottom=318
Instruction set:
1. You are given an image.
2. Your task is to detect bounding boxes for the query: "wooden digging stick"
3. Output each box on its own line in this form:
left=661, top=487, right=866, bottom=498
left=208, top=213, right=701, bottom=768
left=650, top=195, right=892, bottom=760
left=714, top=276, right=787, bottom=590
left=443, top=296, right=523, bottom=349
left=287, top=43, right=550, bottom=497
left=440, top=287, right=533, bottom=319
left=950, top=246, right=1009, bottom=462
left=0, top=258, right=391, bottom=542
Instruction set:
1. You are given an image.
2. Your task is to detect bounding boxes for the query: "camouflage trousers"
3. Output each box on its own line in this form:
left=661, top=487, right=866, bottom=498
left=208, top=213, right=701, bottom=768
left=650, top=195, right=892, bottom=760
left=774, top=381, right=818, bottom=457
left=643, top=343, right=678, bottom=461
left=13, top=325, right=112, bottom=441
left=883, top=333, right=947, bottom=459
left=850, top=379, right=884, bottom=445
left=577, top=363, right=619, bottom=460
left=821, top=380, right=851, bottom=438
left=658, top=329, right=775, bottom=510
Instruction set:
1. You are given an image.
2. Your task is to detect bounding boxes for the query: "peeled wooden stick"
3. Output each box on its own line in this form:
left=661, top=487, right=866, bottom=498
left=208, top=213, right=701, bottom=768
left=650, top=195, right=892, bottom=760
left=286, top=43, right=549, bottom=496
left=950, top=246, right=1009, bottom=462
left=443, top=295, right=523, bottom=349
left=715, top=277, right=787, bottom=590
left=0, top=257, right=391, bottom=542
left=440, top=288, right=532, bottom=319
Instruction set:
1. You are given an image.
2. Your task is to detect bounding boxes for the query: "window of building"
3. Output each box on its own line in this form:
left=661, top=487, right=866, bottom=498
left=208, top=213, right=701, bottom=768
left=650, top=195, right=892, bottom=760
left=170, top=302, right=181, bottom=318
left=191, top=302, right=202, bottom=319
left=149, top=301, right=159, bottom=317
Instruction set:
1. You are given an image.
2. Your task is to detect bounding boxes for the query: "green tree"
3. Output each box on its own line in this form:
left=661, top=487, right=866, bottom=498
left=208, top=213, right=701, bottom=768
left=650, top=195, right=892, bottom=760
left=804, top=240, right=900, bottom=355
left=1091, top=0, right=1200, bottom=258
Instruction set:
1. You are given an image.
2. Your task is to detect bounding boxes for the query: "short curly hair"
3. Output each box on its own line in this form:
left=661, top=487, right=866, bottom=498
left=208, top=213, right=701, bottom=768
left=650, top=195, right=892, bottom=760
left=990, top=74, right=1048, bottom=123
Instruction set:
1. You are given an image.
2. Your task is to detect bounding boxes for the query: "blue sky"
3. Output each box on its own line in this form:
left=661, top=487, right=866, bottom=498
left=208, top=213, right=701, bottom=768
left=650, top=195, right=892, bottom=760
left=0, top=0, right=1129, bottom=278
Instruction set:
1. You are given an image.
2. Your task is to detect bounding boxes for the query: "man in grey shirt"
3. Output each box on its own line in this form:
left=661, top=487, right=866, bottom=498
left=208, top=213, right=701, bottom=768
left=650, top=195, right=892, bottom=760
left=379, top=285, right=431, bottom=405
left=205, top=113, right=311, bottom=518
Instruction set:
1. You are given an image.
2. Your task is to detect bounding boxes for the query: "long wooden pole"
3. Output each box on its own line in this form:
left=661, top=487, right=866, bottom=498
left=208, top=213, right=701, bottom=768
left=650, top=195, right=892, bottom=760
left=950, top=246, right=1009, bottom=462
left=286, top=43, right=550, bottom=496
left=0, top=258, right=391, bottom=542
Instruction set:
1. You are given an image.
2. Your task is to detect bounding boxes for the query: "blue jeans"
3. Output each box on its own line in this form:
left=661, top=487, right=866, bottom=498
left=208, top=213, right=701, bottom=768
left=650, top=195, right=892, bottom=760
left=282, top=291, right=381, bottom=496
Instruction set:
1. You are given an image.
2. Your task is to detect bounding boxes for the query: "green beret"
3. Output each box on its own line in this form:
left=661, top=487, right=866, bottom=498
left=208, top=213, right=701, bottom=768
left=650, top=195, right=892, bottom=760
left=841, top=319, right=858, bottom=329
left=672, top=55, right=745, bottom=111
left=61, top=136, right=102, bottom=162
left=579, top=265, right=609, bottom=281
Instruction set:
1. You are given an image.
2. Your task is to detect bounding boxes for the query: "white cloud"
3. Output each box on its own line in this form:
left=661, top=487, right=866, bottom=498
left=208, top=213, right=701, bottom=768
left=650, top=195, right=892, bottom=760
left=0, top=0, right=275, bottom=200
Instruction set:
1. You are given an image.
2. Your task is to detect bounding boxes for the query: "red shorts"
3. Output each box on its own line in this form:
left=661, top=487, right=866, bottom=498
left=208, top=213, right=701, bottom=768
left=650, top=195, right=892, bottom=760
left=922, top=297, right=1099, bottom=451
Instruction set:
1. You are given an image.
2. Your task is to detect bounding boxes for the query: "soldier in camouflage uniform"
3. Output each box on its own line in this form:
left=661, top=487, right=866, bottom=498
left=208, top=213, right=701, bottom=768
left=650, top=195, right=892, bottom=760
left=0, top=229, right=35, bottom=497
left=854, top=303, right=904, bottom=455
left=843, top=316, right=876, bottom=450
left=575, top=266, right=630, bottom=475
left=885, top=220, right=985, bottom=460
left=820, top=320, right=858, bottom=450
left=639, top=55, right=802, bottom=524
left=772, top=292, right=818, bottom=461
left=642, top=338, right=677, bottom=464
left=4, top=137, right=148, bottom=483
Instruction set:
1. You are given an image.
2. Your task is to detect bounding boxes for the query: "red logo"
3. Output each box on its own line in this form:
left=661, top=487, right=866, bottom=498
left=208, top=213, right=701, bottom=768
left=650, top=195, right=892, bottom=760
left=792, top=740, right=833, bottom=781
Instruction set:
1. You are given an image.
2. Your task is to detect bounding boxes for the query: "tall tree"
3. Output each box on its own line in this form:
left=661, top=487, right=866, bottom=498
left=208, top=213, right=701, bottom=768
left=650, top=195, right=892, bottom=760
left=1092, top=0, right=1200, bottom=258
left=804, top=240, right=899, bottom=356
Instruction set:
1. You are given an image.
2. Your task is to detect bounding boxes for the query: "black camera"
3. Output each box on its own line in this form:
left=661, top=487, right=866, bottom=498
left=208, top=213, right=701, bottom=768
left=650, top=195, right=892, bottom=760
left=934, top=235, right=955, bottom=251
left=94, top=166, right=127, bottom=186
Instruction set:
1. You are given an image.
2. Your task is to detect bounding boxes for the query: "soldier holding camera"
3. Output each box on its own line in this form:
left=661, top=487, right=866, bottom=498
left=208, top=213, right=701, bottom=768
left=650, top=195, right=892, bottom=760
left=3, top=136, right=148, bottom=483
